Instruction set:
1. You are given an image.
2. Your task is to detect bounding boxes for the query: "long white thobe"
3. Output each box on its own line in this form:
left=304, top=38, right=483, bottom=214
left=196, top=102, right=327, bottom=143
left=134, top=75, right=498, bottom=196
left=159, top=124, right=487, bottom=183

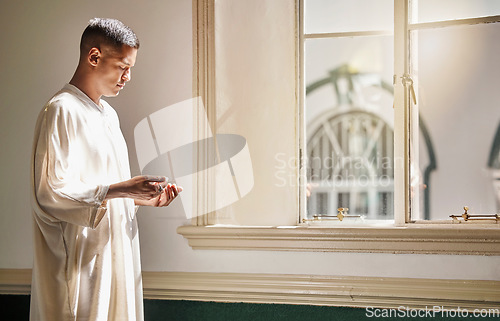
left=30, top=84, right=143, bottom=321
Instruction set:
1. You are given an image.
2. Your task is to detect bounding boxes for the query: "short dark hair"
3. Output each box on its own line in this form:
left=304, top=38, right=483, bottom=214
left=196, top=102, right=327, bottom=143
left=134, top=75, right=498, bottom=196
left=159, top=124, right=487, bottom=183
left=80, top=18, right=140, bottom=55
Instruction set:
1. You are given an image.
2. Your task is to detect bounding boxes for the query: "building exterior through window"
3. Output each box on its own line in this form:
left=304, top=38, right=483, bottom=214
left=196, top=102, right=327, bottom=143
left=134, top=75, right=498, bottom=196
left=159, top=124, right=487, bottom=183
left=306, top=66, right=394, bottom=220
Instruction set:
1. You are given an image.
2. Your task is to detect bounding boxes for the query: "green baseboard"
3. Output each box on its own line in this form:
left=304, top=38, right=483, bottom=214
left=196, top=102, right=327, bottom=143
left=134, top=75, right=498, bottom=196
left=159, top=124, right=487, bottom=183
left=145, top=299, right=366, bottom=321
left=2, top=295, right=499, bottom=321
left=1, top=294, right=30, bottom=321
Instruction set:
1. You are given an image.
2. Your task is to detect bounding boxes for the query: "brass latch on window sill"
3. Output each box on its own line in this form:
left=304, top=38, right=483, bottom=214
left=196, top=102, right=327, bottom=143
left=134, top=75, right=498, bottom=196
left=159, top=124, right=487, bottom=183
left=450, top=207, right=500, bottom=223
left=302, top=207, right=362, bottom=222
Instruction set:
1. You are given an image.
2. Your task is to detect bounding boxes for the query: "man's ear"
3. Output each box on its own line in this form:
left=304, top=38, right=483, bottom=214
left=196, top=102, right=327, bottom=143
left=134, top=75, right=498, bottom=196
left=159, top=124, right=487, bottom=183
left=88, top=47, right=101, bottom=67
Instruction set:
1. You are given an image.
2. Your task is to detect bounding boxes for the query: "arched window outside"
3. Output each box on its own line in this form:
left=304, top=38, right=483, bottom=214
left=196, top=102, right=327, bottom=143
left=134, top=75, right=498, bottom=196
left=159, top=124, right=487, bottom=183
left=307, top=110, right=394, bottom=219
left=305, top=65, right=436, bottom=220
left=305, top=65, right=395, bottom=220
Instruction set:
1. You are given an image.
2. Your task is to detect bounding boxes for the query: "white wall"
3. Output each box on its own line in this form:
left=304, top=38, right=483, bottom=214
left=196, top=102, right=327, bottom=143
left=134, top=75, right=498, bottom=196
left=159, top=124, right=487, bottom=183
left=1, top=0, right=500, bottom=281
left=212, top=0, right=298, bottom=226
left=0, top=0, right=192, bottom=268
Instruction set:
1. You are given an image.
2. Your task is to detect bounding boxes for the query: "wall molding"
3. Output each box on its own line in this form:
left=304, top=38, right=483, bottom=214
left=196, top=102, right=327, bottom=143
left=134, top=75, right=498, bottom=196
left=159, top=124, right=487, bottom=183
left=0, top=269, right=31, bottom=295
left=177, top=225, right=500, bottom=255
left=2, top=269, right=499, bottom=310
left=142, top=272, right=500, bottom=310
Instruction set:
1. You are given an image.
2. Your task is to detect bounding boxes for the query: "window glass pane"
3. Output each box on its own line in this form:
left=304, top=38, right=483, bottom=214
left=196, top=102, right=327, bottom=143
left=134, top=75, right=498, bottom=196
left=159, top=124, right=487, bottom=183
left=305, top=0, right=393, bottom=34
left=354, top=192, right=369, bottom=214
left=413, top=0, right=500, bottom=24
left=338, top=192, right=350, bottom=211
left=410, top=22, right=500, bottom=220
left=317, top=192, right=329, bottom=214
left=305, top=36, right=394, bottom=221
left=377, top=192, right=393, bottom=217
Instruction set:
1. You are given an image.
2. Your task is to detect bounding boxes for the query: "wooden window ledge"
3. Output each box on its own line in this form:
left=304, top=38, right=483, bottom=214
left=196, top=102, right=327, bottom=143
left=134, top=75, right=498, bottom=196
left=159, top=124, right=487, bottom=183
left=177, top=224, right=500, bottom=255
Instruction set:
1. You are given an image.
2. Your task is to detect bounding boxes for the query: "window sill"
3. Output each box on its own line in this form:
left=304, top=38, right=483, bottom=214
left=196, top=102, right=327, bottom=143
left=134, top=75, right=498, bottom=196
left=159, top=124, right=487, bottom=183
left=177, top=224, right=500, bottom=255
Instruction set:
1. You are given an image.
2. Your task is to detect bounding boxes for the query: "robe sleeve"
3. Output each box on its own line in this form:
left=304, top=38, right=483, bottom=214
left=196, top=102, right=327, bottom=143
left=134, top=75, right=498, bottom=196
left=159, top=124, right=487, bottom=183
left=34, top=101, right=109, bottom=228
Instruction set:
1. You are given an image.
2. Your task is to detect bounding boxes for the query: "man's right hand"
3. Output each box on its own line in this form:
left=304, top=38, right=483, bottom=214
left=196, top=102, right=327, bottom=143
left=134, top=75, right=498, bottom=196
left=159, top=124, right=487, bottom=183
left=105, top=175, right=167, bottom=201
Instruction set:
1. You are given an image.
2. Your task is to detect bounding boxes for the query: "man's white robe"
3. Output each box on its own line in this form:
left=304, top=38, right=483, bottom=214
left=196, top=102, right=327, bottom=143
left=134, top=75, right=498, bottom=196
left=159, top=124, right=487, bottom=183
left=30, top=84, right=143, bottom=321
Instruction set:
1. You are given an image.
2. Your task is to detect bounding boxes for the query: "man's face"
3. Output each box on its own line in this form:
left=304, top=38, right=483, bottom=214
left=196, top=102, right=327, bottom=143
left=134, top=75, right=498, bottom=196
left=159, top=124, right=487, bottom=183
left=95, top=44, right=137, bottom=98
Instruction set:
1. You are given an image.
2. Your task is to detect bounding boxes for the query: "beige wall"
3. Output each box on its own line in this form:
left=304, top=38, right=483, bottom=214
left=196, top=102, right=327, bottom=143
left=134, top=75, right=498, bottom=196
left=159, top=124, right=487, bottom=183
left=1, top=0, right=500, bottom=281
left=0, top=0, right=193, bottom=267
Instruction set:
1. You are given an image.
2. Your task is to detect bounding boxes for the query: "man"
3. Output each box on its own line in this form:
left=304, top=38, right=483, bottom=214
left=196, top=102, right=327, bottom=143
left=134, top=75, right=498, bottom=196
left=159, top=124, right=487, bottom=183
left=30, top=18, right=181, bottom=321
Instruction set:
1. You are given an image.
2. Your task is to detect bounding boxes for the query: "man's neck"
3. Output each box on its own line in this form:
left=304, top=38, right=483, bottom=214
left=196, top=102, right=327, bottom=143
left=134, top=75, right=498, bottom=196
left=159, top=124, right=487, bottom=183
left=69, top=71, right=101, bottom=105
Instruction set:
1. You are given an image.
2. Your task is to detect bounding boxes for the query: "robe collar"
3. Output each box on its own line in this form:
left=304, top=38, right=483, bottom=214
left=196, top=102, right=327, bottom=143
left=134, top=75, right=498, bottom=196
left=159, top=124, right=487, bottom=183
left=63, top=83, right=105, bottom=113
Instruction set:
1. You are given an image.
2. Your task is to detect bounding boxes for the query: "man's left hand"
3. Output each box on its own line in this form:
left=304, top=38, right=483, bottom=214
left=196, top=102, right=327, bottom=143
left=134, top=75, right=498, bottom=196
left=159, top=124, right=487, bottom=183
left=135, top=183, right=183, bottom=207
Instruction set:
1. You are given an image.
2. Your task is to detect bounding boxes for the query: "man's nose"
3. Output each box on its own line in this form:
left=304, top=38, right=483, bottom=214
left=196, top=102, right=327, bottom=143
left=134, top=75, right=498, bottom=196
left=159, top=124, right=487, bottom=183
left=122, top=69, right=131, bottom=82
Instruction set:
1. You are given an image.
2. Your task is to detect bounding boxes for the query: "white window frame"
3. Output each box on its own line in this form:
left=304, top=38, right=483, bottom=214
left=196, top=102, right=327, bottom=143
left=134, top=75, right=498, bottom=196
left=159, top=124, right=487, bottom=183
left=177, top=0, right=500, bottom=255
left=395, top=1, right=500, bottom=225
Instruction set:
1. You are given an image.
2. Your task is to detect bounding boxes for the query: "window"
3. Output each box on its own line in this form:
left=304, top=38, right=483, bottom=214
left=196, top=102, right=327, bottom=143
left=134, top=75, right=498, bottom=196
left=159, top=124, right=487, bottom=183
left=301, top=0, right=500, bottom=224
left=301, top=0, right=395, bottom=223
left=407, top=2, right=500, bottom=221
left=178, top=0, right=500, bottom=255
